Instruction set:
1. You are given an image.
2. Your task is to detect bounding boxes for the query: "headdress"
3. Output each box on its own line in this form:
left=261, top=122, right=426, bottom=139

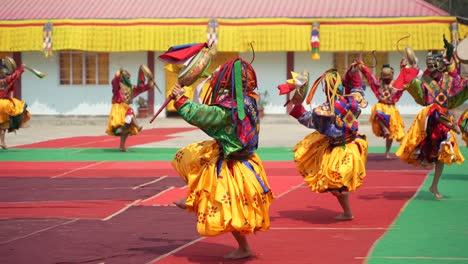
left=380, top=64, right=394, bottom=80
left=0, top=56, right=17, bottom=75
left=204, top=57, right=258, bottom=120
left=306, top=68, right=367, bottom=109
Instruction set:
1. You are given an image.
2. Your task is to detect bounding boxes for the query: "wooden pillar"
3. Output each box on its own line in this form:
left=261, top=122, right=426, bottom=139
left=286, top=51, right=294, bottom=113
left=13, top=52, right=22, bottom=100
left=147, top=51, right=155, bottom=115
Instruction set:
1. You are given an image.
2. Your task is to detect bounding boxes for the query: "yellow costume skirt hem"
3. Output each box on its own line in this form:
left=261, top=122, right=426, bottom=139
left=396, top=105, right=464, bottom=166
left=171, top=140, right=274, bottom=237
left=105, top=102, right=139, bottom=136
left=293, top=131, right=368, bottom=193
left=369, top=103, right=405, bottom=141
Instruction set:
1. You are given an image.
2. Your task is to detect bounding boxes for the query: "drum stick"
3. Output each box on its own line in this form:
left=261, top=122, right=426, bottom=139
left=149, top=86, right=184, bottom=124
left=149, top=94, right=174, bottom=123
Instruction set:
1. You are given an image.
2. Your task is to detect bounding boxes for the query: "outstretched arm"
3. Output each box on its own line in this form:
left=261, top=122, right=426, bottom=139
left=289, top=104, right=316, bottom=129
left=0, top=65, right=25, bottom=94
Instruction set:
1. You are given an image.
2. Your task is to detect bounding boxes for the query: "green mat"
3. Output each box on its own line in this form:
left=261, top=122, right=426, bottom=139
left=1, top=146, right=393, bottom=162
left=366, top=148, right=468, bottom=264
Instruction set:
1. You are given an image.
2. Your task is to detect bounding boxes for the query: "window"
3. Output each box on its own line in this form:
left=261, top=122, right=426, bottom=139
left=59, top=52, right=109, bottom=85
left=333, top=52, right=388, bottom=85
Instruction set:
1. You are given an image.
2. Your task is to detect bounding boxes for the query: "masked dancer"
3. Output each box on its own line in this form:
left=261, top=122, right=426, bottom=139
left=280, top=63, right=368, bottom=220
left=171, top=57, right=273, bottom=260
left=359, top=62, right=406, bottom=159
left=396, top=36, right=468, bottom=199
left=106, top=66, right=154, bottom=152
left=0, top=57, right=31, bottom=150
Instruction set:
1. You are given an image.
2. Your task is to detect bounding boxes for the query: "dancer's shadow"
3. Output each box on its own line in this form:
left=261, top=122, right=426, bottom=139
left=130, top=238, right=257, bottom=263
left=358, top=191, right=416, bottom=201
left=272, top=206, right=349, bottom=224
left=440, top=173, right=468, bottom=182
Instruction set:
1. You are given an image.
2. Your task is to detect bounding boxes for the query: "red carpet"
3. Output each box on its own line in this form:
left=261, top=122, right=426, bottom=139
left=14, top=127, right=196, bottom=148
left=136, top=176, right=304, bottom=206
left=1, top=161, right=176, bottom=177
left=153, top=170, right=428, bottom=264
left=0, top=200, right=132, bottom=219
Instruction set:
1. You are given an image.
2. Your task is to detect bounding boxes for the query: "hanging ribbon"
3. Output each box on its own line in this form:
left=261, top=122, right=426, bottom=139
left=43, top=22, right=53, bottom=58
left=234, top=60, right=245, bottom=120
left=311, top=22, right=320, bottom=60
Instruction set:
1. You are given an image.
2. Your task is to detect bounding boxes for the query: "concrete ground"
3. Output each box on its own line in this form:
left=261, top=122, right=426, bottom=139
left=5, top=114, right=433, bottom=149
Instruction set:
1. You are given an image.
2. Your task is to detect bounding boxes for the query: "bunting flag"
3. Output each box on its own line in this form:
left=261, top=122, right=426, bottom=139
left=311, top=22, right=320, bottom=60
left=207, top=18, right=219, bottom=48
left=43, top=22, right=53, bottom=58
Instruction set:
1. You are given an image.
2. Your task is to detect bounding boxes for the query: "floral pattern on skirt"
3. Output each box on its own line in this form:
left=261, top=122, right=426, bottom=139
left=293, top=131, right=368, bottom=193
left=171, top=140, right=274, bottom=237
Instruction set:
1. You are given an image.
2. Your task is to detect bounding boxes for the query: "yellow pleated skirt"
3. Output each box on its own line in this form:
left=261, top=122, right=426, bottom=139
left=293, top=131, right=368, bottom=193
left=171, top=140, right=274, bottom=237
left=396, top=106, right=464, bottom=166
left=105, top=102, right=139, bottom=136
left=0, top=98, right=30, bottom=130
left=369, top=102, right=405, bottom=141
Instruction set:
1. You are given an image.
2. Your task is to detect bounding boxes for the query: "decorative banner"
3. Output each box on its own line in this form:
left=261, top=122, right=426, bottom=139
left=311, top=22, right=320, bottom=60
left=207, top=18, right=219, bottom=48
left=43, top=22, right=53, bottom=58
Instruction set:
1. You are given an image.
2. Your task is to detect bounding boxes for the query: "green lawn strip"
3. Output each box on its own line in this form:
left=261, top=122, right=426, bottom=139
left=1, top=146, right=390, bottom=162
left=367, top=148, right=468, bottom=264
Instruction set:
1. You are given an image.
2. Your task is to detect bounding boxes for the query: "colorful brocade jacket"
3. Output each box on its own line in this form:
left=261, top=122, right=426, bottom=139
left=173, top=94, right=260, bottom=159
left=360, top=65, right=404, bottom=104
left=111, top=73, right=152, bottom=105
left=289, top=96, right=363, bottom=146
left=0, top=66, right=24, bottom=99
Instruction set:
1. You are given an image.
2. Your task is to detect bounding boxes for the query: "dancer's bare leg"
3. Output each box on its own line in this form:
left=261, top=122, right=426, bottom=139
left=0, top=129, right=7, bottom=150
left=429, top=161, right=444, bottom=199
left=224, top=231, right=252, bottom=260
left=131, top=116, right=143, bottom=131
left=332, top=191, right=353, bottom=220
left=173, top=197, right=187, bottom=209
left=385, top=138, right=394, bottom=159
left=377, top=118, right=391, bottom=138
left=119, top=132, right=129, bottom=152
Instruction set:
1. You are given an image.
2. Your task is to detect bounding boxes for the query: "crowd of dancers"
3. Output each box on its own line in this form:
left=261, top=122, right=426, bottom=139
left=0, top=35, right=467, bottom=259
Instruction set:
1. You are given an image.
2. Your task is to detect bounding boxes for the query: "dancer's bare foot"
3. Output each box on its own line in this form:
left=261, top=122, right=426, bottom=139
left=173, top=198, right=187, bottom=209
left=223, top=248, right=252, bottom=260
left=0, top=144, right=7, bottom=150
left=119, top=147, right=128, bottom=152
left=385, top=153, right=394, bottom=159
left=138, top=126, right=143, bottom=132
left=429, top=187, right=443, bottom=200
left=334, top=213, right=354, bottom=221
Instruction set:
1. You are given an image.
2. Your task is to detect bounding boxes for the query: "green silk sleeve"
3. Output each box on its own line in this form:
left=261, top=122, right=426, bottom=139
left=177, top=100, right=230, bottom=130
left=407, top=79, right=425, bottom=106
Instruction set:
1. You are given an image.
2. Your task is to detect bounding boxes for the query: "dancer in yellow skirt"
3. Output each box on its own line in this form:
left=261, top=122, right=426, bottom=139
left=105, top=66, right=154, bottom=152
left=359, top=62, right=406, bottom=159
left=279, top=64, right=368, bottom=220
left=0, top=57, right=30, bottom=150
left=396, top=36, right=467, bottom=199
left=171, top=58, right=273, bottom=259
